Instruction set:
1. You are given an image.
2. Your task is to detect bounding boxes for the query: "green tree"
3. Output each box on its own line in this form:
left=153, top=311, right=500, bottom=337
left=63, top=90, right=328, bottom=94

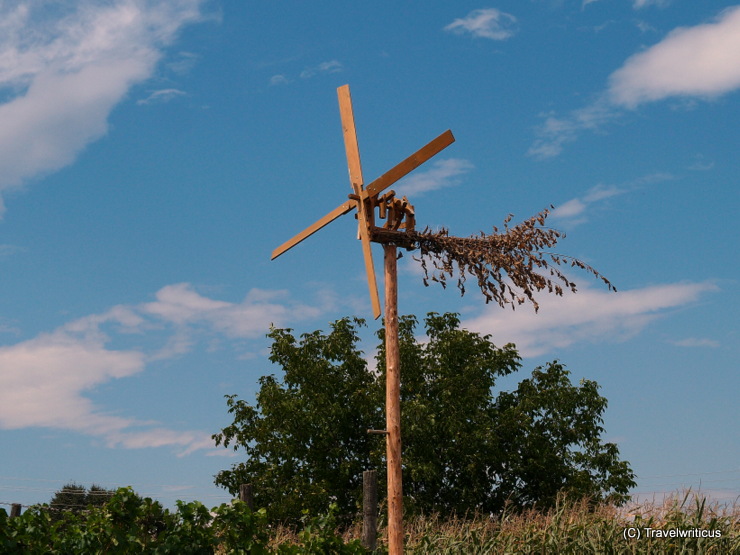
left=214, top=317, right=381, bottom=524
left=213, top=313, right=635, bottom=523
left=48, top=483, right=116, bottom=513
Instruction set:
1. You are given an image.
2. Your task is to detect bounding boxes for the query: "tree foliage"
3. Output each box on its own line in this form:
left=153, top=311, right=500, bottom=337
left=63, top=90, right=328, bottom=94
left=213, top=313, right=635, bottom=523
left=213, top=317, right=381, bottom=523
left=2, top=488, right=362, bottom=553
left=48, top=483, right=117, bottom=514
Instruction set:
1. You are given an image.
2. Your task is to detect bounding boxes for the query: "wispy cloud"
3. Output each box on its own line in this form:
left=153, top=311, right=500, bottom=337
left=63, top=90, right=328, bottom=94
left=142, top=283, right=323, bottom=338
left=529, top=98, right=616, bottom=159
left=0, top=244, right=24, bottom=258
left=300, top=60, right=343, bottom=79
left=688, top=155, right=715, bottom=172
left=0, top=0, right=205, bottom=215
left=633, top=0, right=672, bottom=9
left=269, top=74, right=289, bottom=86
left=395, top=158, right=474, bottom=197
left=444, top=8, right=518, bottom=41
left=271, top=60, right=343, bottom=86
left=463, top=281, right=718, bottom=357
left=551, top=173, right=672, bottom=224
left=137, top=88, right=186, bottom=105
left=0, top=283, right=329, bottom=454
left=530, top=6, right=740, bottom=158
left=167, top=51, right=201, bottom=75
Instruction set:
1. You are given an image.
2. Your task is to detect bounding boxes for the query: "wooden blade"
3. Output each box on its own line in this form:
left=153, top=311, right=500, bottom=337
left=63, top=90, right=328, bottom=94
left=339, top=85, right=380, bottom=319
left=352, top=183, right=381, bottom=319
left=271, top=200, right=354, bottom=260
left=337, top=85, right=364, bottom=190
left=363, top=129, right=455, bottom=200
left=358, top=208, right=381, bottom=319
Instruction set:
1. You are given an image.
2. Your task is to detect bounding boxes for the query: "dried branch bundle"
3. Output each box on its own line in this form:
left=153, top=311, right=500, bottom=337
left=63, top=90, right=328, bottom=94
left=406, top=208, right=615, bottom=312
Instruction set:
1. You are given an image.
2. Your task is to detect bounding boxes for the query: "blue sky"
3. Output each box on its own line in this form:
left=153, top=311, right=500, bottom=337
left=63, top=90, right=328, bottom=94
left=1, top=0, right=738, bottom=510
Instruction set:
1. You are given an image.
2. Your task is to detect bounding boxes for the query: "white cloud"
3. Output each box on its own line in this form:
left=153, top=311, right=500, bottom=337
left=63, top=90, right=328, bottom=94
left=137, top=88, right=186, bottom=105
left=444, top=8, right=518, bottom=41
left=167, top=51, right=201, bottom=75
left=0, top=283, right=328, bottom=454
left=0, top=0, right=204, bottom=213
left=395, top=158, right=474, bottom=197
left=583, top=184, right=624, bottom=202
left=609, top=6, right=740, bottom=108
left=528, top=99, right=616, bottom=159
left=300, top=60, right=343, bottom=79
left=0, top=322, right=145, bottom=432
left=463, top=281, right=718, bottom=357
left=530, top=6, right=740, bottom=157
left=552, top=173, right=674, bottom=221
left=143, top=283, right=322, bottom=337
left=633, top=0, right=672, bottom=9
left=551, top=198, right=587, bottom=219
left=270, top=74, right=289, bottom=86
left=551, top=183, right=627, bottom=222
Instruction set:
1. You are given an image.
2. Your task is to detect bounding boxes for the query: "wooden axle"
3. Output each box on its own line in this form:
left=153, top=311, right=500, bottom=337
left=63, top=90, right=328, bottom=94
left=369, top=227, right=417, bottom=249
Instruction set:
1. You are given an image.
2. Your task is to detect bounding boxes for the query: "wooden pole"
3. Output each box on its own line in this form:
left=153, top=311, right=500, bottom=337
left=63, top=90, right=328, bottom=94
left=10, top=503, right=21, bottom=518
left=384, top=243, right=403, bottom=554
left=362, top=470, right=378, bottom=551
left=239, top=483, right=254, bottom=510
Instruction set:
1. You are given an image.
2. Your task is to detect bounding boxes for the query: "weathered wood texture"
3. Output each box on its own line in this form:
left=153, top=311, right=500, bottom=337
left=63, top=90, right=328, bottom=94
left=384, top=244, right=403, bottom=554
left=362, top=470, right=378, bottom=551
left=370, top=227, right=417, bottom=249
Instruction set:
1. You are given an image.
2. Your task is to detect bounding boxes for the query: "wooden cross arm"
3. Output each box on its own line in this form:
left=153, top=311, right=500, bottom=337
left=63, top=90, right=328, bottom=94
left=271, top=200, right=354, bottom=260
left=362, top=129, right=455, bottom=200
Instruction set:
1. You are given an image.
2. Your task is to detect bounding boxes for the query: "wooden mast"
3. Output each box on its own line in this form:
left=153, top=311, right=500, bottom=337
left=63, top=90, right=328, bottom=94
left=271, top=85, right=454, bottom=554
left=384, top=244, right=403, bottom=553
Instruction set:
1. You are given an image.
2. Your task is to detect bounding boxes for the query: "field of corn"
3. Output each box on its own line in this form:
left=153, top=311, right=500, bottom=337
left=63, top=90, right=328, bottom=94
left=285, top=491, right=739, bottom=554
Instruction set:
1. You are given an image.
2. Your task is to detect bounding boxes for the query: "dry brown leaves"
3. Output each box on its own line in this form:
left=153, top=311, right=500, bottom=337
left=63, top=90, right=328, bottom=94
left=405, top=207, right=615, bottom=312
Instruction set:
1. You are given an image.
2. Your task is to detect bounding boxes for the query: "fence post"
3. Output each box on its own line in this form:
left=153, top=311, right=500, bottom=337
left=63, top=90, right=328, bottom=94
left=10, top=504, right=21, bottom=518
left=362, top=470, right=378, bottom=551
left=239, top=484, right=254, bottom=510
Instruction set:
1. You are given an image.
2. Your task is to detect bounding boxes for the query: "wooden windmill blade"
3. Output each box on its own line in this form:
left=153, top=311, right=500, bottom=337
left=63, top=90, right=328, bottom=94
left=270, top=200, right=353, bottom=260
left=338, top=85, right=382, bottom=320
left=270, top=130, right=455, bottom=261
left=363, top=129, right=455, bottom=200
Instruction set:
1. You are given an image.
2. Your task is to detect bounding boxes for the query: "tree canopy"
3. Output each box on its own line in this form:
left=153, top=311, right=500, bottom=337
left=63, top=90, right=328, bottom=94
left=213, top=313, right=635, bottom=523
